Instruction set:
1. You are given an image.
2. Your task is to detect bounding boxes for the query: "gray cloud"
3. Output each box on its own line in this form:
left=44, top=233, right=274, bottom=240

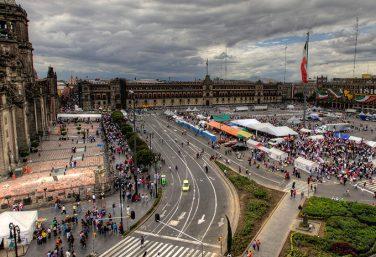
left=18, top=0, right=376, bottom=81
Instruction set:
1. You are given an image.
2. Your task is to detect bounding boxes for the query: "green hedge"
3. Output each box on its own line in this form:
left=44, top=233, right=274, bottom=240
left=215, top=161, right=274, bottom=256
left=288, top=197, right=376, bottom=257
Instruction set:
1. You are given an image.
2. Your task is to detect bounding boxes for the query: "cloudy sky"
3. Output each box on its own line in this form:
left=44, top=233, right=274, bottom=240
left=18, top=0, right=376, bottom=82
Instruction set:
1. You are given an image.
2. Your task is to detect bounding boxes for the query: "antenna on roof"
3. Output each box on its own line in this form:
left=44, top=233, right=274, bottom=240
left=353, top=16, right=359, bottom=78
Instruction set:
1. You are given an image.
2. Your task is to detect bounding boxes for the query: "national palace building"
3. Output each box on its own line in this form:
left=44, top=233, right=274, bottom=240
left=77, top=75, right=283, bottom=111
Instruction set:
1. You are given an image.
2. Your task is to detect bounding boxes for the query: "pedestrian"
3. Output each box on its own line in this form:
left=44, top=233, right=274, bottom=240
left=300, top=191, right=304, bottom=199
left=256, top=239, right=261, bottom=251
left=252, top=240, right=257, bottom=250
left=61, top=205, right=66, bottom=215
left=140, top=235, right=145, bottom=248
left=142, top=251, right=147, bottom=257
left=247, top=250, right=253, bottom=257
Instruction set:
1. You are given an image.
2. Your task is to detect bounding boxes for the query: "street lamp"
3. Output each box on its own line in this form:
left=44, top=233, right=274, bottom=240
left=119, top=178, right=124, bottom=234
left=9, top=223, right=21, bottom=257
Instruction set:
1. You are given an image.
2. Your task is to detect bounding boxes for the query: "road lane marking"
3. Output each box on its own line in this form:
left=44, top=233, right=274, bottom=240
left=133, top=231, right=221, bottom=248
left=178, top=212, right=186, bottom=220
left=198, top=214, right=206, bottom=224
left=218, top=218, right=224, bottom=227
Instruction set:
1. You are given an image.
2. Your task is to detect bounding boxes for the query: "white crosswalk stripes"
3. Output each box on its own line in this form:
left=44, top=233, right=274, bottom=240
left=100, top=236, right=219, bottom=257
left=284, top=181, right=308, bottom=193
left=356, top=179, right=376, bottom=194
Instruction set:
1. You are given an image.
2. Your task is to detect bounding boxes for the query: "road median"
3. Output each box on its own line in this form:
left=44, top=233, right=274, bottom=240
left=215, top=161, right=284, bottom=256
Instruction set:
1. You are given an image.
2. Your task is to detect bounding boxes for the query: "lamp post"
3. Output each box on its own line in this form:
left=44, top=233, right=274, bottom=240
left=119, top=178, right=124, bottom=233
left=9, top=222, right=21, bottom=257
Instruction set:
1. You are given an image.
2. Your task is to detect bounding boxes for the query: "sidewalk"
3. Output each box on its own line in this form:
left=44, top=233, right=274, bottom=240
left=25, top=187, right=155, bottom=257
left=244, top=193, right=301, bottom=257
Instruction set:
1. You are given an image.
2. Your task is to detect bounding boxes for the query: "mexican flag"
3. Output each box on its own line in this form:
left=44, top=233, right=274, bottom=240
left=300, top=41, right=308, bottom=83
left=317, top=93, right=329, bottom=100
left=354, top=95, right=376, bottom=103
left=327, top=89, right=342, bottom=99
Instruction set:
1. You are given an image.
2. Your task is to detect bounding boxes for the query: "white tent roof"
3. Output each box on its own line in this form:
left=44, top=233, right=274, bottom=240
left=269, top=147, right=288, bottom=161
left=231, top=119, right=261, bottom=128
left=300, top=128, right=312, bottom=133
left=308, top=135, right=324, bottom=141
left=294, top=157, right=319, bottom=173
left=0, top=211, right=38, bottom=243
left=349, top=136, right=362, bottom=144
left=366, top=141, right=376, bottom=148
left=246, top=139, right=262, bottom=148
left=264, top=126, right=298, bottom=137
left=235, top=121, right=297, bottom=137
left=235, top=106, right=249, bottom=111
left=57, top=113, right=101, bottom=119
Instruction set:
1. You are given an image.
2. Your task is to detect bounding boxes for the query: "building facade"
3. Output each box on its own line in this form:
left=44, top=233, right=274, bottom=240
left=0, top=0, right=58, bottom=175
left=316, top=76, right=376, bottom=110
left=78, top=75, right=283, bottom=110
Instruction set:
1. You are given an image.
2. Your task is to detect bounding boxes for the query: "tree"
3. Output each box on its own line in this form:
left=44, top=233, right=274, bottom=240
left=128, top=134, right=148, bottom=152
left=111, top=111, right=124, bottom=124
left=136, top=149, right=155, bottom=167
left=226, top=215, right=232, bottom=254
left=121, top=124, right=133, bottom=138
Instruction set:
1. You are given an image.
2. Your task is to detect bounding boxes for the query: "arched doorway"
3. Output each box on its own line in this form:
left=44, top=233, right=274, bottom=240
left=206, top=100, right=210, bottom=106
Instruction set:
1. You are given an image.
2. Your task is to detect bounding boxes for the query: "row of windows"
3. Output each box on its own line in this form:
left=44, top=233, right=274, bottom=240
left=128, top=96, right=279, bottom=105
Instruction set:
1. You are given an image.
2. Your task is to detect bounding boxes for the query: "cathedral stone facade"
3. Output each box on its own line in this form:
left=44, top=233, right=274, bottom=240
left=0, top=0, right=58, bottom=175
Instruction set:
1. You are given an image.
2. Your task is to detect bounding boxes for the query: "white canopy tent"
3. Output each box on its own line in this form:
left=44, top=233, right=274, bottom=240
left=231, top=119, right=261, bottom=128
left=294, top=157, right=319, bottom=174
left=349, top=136, right=363, bottom=144
left=246, top=139, right=262, bottom=148
left=366, top=141, right=376, bottom=148
left=196, top=114, right=207, bottom=120
left=235, top=106, right=249, bottom=112
left=269, top=147, right=288, bottom=162
left=264, top=126, right=298, bottom=137
left=0, top=211, right=38, bottom=247
left=287, top=105, right=295, bottom=110
left=235, top=121, right=297, bottom=137
left=308, top=135, right=324, bottom=141
left=300, top=128, right=312, bottom=134
left=57, top=113, right=101, bottom=120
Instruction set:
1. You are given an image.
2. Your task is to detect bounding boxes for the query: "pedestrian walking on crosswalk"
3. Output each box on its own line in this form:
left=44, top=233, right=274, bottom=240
left=140, top=235, right=145, bottom=248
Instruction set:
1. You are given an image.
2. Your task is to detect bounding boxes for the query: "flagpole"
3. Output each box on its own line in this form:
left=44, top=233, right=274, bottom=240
left=303, top=32, right=309, bottom=128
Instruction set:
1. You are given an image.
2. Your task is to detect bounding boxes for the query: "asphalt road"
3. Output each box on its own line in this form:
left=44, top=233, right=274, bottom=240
left=101, top=110, right=376, bottom=257
left=100, top=113, right=233, bottom=257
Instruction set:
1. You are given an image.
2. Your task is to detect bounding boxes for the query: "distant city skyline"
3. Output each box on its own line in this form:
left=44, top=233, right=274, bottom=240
left=20, top=0, right=376, bottom=82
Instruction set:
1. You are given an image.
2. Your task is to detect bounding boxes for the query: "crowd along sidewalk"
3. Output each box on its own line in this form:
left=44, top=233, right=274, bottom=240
left=244, top=193, right=302, bottom=257
left=24, top=186, right=156, bottom=257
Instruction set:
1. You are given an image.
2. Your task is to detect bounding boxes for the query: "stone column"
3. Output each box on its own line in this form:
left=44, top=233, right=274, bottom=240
left=15, top=104, right=30, bottom=153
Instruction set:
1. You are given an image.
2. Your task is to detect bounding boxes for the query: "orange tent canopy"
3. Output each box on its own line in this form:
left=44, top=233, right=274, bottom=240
left=208, top=121, right=240, bottom=137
